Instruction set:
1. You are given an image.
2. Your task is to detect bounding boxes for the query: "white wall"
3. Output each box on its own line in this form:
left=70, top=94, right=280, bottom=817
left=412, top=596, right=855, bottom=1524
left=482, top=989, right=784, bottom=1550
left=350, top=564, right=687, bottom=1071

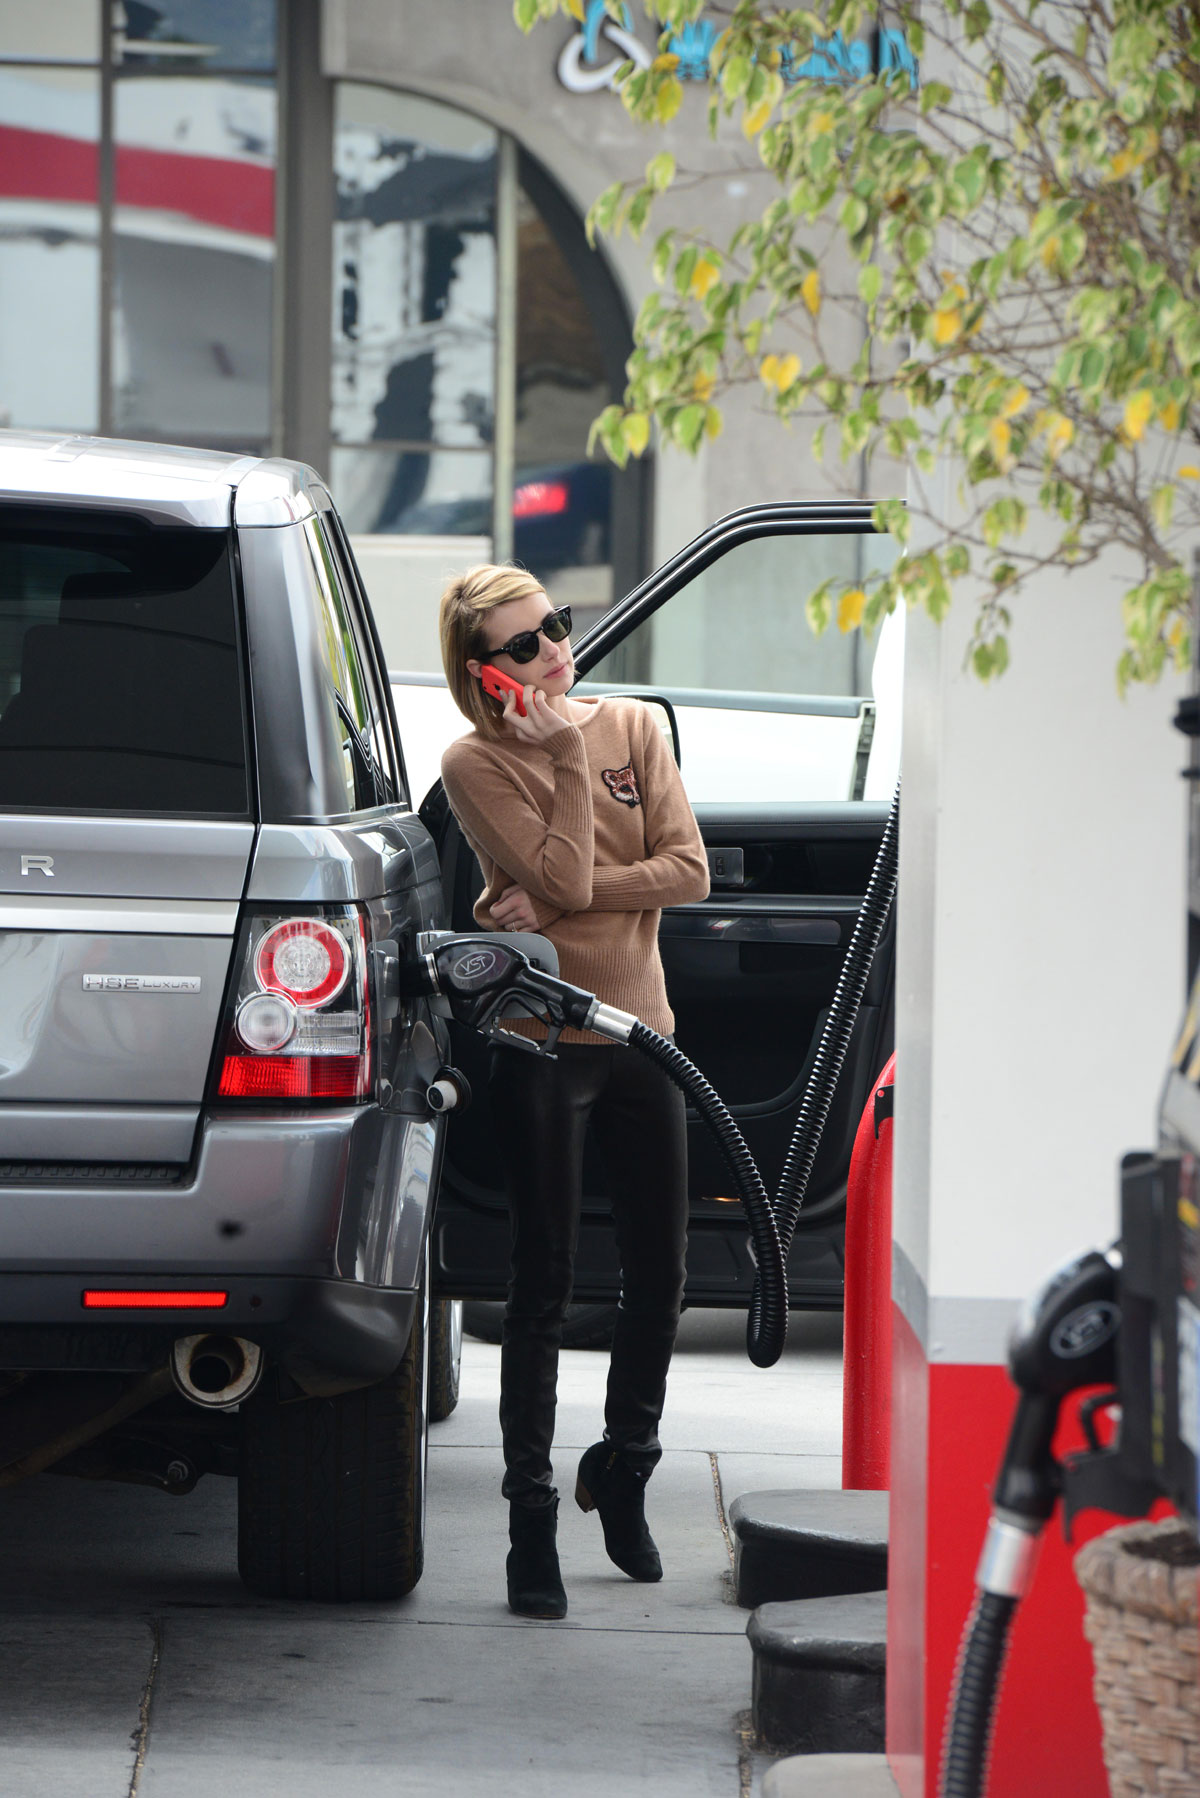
left=353, top=533, right=490, bottom=674
left=894, top=548, right=1187, bottom=1363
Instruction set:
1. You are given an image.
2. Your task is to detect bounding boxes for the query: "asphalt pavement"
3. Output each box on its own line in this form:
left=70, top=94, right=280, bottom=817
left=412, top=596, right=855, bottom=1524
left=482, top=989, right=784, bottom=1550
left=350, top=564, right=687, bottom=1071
left=0, top=1307, right=844, bottom=1797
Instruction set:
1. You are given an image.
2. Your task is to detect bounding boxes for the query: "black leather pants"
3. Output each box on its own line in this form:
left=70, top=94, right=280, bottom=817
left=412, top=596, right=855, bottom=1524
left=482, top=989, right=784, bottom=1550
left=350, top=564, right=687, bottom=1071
left=487, top=1041, right=689, bottom=1511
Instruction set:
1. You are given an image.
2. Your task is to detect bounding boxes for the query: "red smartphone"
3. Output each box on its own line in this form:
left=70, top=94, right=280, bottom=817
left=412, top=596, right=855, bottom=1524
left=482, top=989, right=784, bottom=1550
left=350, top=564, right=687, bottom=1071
left=480, top=664, right=528, bottom=717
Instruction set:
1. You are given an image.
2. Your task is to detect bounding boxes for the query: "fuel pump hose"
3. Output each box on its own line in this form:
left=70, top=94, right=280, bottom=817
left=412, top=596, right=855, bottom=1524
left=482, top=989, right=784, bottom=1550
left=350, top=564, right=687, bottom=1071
left=940, top=1589, right=1019, bottom=1798
left=627, top=1022, right=788, bottom=1368
left=749, top=781, right=900, bottom=1342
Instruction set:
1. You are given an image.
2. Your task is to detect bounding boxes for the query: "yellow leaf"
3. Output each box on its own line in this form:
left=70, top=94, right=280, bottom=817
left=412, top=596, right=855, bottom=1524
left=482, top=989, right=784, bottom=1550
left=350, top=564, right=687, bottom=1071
left=801, top=269, right=821, bottom=317
left=1123, top=390, right=1153, bottom=442
left=652, top=52, right=680, bottom=72
left=564, top=0, right=584, bottom=17
left=932, top=309, right=962, bottom=346
left=760, top=354, right=781, bottom=389
left=622, top=412, right=650, bottom=457
left=1169, top=619, right=1186, bottom=651
left=988, top=418, right=1013, bottom=467
left=773, top=353, right=801, bottom=391
left=837, top=588, right=866, bottom=632
left=1107, top=148, right=1134, bottom=181
left=1180, top=464, right=1200, bottom=479
left=811, top=110, right=836, bottom=135
left=704, top=406, right=723, bottom=440
left=691, top=371, right=715, bottom=402
left=1000, top=384, right=1030, bottom=420
left=690, top=258, right=721, bottom=301
left=1043, top=412, right=1074, bottom=460
left=1039, top=234, right=1060, bottom=269
left=1160, top=399, right=1182, bottom=431
left=743, top=99, right=772, bottom=138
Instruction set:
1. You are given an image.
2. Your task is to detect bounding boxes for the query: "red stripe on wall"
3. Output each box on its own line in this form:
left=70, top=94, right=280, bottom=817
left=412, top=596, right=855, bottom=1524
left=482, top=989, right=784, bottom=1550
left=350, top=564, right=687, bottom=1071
left=887, top=1302, right=1154, bottom=1795
left=0, top=122, right=98, bottom=204
left=0, top=123, right=274, bottom=239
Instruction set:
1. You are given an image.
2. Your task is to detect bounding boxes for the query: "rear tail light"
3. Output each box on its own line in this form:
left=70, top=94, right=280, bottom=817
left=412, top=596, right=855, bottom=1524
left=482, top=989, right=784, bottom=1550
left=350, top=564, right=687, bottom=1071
left=513, top=478, right=569, bottom=520
left=213, top=906, right=372, bottom=1103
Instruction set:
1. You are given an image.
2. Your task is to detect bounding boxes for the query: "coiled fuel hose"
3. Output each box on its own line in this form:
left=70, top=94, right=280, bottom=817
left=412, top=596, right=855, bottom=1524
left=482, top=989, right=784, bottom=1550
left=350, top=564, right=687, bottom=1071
left=626, top=1023, right=787, bottom=1368
left=748, top=781, right=900, bottom=1361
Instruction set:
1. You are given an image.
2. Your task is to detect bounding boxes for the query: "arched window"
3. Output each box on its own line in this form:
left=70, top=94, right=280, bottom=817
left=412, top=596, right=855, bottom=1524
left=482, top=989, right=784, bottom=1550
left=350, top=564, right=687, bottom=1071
left=330, top=84, right=645, bottom=652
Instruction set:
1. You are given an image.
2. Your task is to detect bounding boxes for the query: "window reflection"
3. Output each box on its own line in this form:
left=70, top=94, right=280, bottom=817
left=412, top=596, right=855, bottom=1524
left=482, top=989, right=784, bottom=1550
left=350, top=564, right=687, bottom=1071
left=111, top=74, right=275, bottom=449
left=114, top=0, right=276, bottom=72
left=0, top=66, right=100, bottom=430
left=514, top=180, right=612, bottom=630
left=331, top=446, right=492, bottom=537
left=333, top=86, right=497, bottom=453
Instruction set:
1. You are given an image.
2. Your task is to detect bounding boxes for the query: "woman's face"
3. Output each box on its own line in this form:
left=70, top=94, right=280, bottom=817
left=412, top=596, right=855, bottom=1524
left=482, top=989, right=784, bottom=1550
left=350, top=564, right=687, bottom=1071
left=467, top=592, right=574, bottom=699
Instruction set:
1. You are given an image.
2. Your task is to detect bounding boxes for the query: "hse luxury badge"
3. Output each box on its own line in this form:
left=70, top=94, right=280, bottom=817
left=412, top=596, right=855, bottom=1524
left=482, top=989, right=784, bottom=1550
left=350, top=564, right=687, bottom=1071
left=82, top=975, right=202, bottom=993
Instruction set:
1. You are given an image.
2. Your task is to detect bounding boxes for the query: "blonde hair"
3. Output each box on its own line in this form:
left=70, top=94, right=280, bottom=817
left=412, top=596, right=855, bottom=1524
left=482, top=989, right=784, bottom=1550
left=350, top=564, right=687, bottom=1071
left=439, top=563, right=548, bottom=740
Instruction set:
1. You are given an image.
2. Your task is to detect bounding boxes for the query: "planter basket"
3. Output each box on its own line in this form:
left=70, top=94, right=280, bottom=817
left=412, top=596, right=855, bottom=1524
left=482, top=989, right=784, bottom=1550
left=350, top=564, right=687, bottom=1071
left=1075, top=1516, right=1200, bottom=1797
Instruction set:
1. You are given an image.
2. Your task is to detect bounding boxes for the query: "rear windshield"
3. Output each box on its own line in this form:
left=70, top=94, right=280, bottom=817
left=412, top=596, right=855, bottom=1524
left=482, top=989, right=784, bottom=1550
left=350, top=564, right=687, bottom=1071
left=0, top=511, right=248, bottom=815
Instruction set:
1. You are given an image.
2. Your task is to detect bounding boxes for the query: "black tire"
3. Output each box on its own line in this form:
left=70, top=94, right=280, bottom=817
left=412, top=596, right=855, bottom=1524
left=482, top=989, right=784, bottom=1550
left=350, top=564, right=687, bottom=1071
left=428, top=1298, right=462, bottom=1423
left=462, top=1300, right=619, bottom=1351
left=237, top=1267, right=430, bottom=1602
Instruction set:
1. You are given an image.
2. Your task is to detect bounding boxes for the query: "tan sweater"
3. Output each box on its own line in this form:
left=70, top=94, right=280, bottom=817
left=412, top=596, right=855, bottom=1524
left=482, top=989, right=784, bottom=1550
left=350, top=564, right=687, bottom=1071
left=440, top=696, right=710, bottom=1042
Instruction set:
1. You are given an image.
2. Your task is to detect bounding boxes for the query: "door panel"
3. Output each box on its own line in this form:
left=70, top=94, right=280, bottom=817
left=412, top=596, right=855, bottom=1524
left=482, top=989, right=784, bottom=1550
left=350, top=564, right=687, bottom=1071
left=425, top=503, right=898, bottom=1309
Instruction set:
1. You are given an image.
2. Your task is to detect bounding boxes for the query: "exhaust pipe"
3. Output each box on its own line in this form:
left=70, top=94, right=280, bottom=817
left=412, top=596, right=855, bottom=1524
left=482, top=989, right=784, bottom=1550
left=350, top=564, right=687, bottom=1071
left=171, top=1333, right=263, bottom=1409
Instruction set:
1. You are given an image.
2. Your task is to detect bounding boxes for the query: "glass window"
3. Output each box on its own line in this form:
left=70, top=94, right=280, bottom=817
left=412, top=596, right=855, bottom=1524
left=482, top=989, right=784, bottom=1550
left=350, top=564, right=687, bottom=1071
left=333, top=86, right=497, bottom=456
left=514, top=174, right=613, bottom=635
left=303, top=517, right=386, bottom=812
left=0, top=66, right=100, bottom=431
left=318, top=514, right=400, bottom=805
left=330, top=445, right=491, bottom=537
left=580, top=530, right=898, bottom=803
left=114, top=0, right=276, bottom=73
left=0, top=514, right=248, bottom=814
left=111, top=73, right=276, bottom=450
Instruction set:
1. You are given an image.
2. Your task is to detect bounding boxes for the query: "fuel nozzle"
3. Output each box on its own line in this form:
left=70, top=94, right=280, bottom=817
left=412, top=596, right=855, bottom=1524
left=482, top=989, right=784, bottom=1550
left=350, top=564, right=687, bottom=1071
left=407, top=931, right=634, bottom=1055
left=978, top=1248, right=1122, bottom=1599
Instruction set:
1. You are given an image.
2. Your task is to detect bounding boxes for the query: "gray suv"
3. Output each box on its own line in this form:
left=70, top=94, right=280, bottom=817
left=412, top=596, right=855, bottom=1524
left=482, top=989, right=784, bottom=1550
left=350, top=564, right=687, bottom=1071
left=0, top=432, right=455, bottom=1601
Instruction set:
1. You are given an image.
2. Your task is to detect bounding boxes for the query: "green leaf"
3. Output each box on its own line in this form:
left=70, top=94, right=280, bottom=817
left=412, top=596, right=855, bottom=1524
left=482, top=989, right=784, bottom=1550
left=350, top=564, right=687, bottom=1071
left=646, top=152, right=676, bottom=193
left=722, top=54, right=752, bottom=99
left=675, top=403, right=707, bottom=452
left=858, top=262, right=882, bottom=304
left=513, top=0, right=539, bottom=31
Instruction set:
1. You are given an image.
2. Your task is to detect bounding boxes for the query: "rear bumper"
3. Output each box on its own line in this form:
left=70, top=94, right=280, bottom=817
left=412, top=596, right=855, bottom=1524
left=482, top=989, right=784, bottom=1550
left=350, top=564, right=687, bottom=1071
left=0, top=1273, right=418, bottom=1394
left=0, top=1104, right=436, bottom=1290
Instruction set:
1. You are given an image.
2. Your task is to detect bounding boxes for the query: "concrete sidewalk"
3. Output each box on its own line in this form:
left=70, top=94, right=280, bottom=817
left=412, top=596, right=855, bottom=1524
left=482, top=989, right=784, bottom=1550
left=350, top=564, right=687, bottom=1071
left=0, top=1308, right=849, bottom=1797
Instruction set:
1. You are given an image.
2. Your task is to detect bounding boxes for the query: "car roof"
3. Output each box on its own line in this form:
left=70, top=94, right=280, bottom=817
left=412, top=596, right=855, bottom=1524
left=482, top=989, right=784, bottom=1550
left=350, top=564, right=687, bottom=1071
left=0, top=430, right=331, bottom=529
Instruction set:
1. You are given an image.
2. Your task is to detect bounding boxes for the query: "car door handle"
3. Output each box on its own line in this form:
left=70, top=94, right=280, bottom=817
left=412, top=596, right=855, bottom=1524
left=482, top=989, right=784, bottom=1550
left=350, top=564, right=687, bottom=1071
left=660, top=910, right=845, bottom=945
left=706, top=847, right=744, bottom=887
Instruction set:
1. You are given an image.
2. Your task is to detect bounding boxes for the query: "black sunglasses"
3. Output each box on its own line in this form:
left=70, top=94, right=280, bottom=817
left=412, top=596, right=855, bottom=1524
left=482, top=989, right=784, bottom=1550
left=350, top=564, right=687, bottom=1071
left=486, top=605, right=573, bottom=665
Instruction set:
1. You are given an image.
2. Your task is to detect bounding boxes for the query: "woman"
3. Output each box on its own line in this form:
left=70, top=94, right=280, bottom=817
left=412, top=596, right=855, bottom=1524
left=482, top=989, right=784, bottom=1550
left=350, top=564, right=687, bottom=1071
left=438, top=564, right=709, bottom=1620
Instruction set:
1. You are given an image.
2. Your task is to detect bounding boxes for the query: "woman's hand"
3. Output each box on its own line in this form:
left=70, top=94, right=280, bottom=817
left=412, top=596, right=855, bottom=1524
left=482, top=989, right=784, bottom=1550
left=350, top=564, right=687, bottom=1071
left=502, top=684, right=573, bottom=744
left=490, top=884, right=540, bottom=933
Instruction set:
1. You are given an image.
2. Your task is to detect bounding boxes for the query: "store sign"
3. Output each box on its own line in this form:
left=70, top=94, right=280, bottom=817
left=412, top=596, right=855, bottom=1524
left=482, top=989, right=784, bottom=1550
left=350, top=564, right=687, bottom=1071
left=557, top=2, right=917, bottom=94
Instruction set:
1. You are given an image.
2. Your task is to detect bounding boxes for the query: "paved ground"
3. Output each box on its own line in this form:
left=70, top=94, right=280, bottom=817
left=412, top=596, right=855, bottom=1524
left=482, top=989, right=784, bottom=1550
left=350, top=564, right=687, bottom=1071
left=0, top=1307, right=845, bottom=1797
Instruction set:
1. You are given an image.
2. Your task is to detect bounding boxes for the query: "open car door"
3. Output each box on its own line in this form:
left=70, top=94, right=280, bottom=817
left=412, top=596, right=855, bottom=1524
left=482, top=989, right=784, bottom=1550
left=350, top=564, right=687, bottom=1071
left=423, top=501, right=899, bottom=1311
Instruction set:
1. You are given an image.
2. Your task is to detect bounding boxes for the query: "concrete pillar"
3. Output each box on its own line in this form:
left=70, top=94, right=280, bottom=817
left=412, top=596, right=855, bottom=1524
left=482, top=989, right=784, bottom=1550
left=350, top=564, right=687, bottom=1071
left=888, top=531, right=1186, bottom=1791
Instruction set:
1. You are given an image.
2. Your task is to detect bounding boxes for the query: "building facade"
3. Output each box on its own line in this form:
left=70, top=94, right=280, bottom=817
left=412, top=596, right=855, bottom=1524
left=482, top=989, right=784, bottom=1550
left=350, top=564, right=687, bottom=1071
left=0, top=0, right=897, bottom=668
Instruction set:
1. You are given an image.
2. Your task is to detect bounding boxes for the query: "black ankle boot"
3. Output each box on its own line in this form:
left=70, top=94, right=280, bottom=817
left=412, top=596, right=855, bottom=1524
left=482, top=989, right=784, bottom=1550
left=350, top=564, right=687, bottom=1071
left=506, top=1499, right=568, bottom=1619
left=575, top=1440, right=663, bottom=1582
